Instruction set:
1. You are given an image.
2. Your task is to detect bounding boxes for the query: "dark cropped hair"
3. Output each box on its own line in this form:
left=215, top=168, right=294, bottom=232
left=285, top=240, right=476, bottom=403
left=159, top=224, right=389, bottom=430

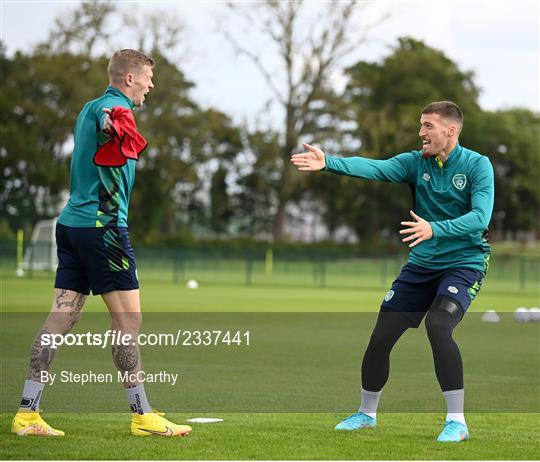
left=422, top=101, right=463, bottom=128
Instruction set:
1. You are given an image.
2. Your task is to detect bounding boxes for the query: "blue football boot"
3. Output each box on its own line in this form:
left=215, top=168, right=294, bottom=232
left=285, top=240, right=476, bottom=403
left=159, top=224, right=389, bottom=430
left=437, top=420, right=469, bottom=442
left=335, top=412, right=376, bottom=430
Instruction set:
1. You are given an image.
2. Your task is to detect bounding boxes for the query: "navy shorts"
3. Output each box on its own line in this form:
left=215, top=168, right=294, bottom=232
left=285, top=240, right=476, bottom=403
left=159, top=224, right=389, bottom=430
left=54, top=224, right=139, bottom=295
left=381, top=263, right=485, bottom=328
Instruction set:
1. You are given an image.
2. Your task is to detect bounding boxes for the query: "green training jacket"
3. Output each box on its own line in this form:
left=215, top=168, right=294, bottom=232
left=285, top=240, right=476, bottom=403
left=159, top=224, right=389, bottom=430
left=325, top=143, right=494, bottom=273
left=58, top=86, right=136, bottom=228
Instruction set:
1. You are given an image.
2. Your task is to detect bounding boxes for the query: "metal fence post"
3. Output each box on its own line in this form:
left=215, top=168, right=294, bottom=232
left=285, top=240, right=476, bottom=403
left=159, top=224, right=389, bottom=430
left=173, top=249, right=186, bottom=284
left=319, top=257, right=326, bottom=288
left=381, top=257, right=388, bottom=287
left=16, top=229, right=23, bottom=275
left=28, top=243, right=34, bottom=279
left=173, top=249, right=179, bottom=284
left=519, top=256, right=526, bottom=290
left=245, top=253, right=253, bottom=286
left=265, top=247, right=273, bottom=276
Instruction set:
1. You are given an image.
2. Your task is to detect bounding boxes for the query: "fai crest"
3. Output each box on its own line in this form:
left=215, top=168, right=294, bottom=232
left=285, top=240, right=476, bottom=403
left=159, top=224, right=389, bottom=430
left=452, top=174, right=467, bottom=190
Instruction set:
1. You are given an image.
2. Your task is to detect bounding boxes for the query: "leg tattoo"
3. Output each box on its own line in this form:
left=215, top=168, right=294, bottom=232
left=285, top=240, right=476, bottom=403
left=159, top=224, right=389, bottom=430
left=27, top=329, right=57, bottom=381
left=113, top=344, right=138, bottom=371
left=55, top=290, right=87, bottom=327
left=112, top=344, right=140, bottom=387
left=25, top=291, right=86, bottom=382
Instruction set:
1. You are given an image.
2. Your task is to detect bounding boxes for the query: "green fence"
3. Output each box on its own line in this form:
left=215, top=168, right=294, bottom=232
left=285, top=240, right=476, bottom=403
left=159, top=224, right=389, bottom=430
left=1, top=242, right=539, bottom=292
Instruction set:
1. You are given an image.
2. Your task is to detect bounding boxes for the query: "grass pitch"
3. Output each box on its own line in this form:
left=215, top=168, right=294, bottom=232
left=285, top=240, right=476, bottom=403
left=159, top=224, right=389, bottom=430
left=1, top=413, right=539, bottom=460
left=1, top=261, right=539, bottom=460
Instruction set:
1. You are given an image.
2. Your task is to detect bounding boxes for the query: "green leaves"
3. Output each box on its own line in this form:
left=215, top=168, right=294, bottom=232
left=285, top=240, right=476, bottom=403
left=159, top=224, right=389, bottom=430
left=1, top=23, right=537, bottom=243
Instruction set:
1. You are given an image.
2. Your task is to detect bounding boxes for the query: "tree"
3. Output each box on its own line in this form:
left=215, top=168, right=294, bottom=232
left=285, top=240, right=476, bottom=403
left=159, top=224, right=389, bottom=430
left=222, top=0, right=385, bottom=240
left=1, top=2, right=120, bottom=235
left=0, top=44, right=109, bottom=234
left=210, top=167, right=233, bottom=236
left=310, top=37, right=539, bottom=240
left=314, top=37, right=484, bottom=241
left=344, top=37, right=481, bottom=156
left=130, top=55, right=242, bottom=242
left=233, top=130, right=282, bottom=238
left=36, top=0, right=116, bottom=56
left=469, top=109, right=540, bottom=235
left=1, top=3, right=243, bottom=243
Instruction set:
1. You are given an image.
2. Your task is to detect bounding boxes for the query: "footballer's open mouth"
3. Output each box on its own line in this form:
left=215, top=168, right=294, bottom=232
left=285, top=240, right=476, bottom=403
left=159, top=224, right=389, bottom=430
left=422, top=139, right=431, bottom=150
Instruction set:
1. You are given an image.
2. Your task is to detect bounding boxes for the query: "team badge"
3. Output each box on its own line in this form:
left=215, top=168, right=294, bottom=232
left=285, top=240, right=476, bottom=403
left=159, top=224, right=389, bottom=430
left=452, top=174, right=467, bottom=190
left=384, top=290, right=395, bottom=301
left=447, top=286, right=459, bottom=294
left=423, top=172, right=430, bottom=181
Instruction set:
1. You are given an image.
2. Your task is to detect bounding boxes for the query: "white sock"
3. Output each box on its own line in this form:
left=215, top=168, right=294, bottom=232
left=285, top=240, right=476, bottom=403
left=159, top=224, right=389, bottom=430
left=443, top=389, right=466, bottom=426
left=19, top=379, right=45, bottom=411
left=358, top=388, right=381, bottom=419
left=125, top=384, right=152, bottom=414
left=446, top=412, right=466, bottom=426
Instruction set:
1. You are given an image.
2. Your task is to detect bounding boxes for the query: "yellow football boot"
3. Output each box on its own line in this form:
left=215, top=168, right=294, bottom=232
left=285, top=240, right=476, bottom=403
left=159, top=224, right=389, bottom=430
left=11, top=411, right=64, bottom=436
left=131, top=412, right=192, bottom=437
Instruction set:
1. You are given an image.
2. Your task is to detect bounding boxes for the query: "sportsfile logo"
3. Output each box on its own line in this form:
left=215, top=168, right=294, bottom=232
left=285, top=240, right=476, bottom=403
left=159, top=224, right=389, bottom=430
left=41, top=330, right=133, bottom=349
left=40, top=329, right=251, bottom=349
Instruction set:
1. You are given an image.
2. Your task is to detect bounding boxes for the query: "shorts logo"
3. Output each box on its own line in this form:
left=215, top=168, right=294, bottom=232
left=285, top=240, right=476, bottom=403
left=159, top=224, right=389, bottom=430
left=423, top=173, right=430, bottom=182
left=447, top=285, right=459, bottom=294
left=384, top=290, right=395, bottom=301
left=452, top=174, right=467, bottom=190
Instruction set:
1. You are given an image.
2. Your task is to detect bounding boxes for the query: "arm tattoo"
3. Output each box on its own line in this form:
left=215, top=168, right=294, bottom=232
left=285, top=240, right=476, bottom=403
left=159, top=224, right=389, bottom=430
left=27, top=329, right=57, bottom=381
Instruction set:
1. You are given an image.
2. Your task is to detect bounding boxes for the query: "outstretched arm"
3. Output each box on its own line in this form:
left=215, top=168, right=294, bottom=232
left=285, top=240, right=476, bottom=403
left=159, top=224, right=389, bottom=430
left=290, top=143, right=326, bottom=171
left=291, top=143, right=417, bottom=183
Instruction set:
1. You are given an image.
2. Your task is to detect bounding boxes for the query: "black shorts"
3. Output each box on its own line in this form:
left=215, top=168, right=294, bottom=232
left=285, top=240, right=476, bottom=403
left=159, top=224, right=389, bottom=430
left=381, top=263, right=485, bottom=328
left=54, top=224, right=139, bottom=295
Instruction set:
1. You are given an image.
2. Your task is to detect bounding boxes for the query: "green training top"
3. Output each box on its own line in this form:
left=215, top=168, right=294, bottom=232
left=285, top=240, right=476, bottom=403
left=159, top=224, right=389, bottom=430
left=58, top=86, right=136, bottom=228
left=325, top=143, right=494, bottom=273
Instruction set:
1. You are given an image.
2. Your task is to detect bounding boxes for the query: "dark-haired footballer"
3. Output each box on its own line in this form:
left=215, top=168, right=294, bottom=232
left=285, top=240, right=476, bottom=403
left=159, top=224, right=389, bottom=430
left=291, top=101, right=494, bottom=442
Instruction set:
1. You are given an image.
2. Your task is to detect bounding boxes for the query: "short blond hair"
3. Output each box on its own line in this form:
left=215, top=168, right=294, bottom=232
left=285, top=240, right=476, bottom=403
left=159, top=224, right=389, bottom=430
left=108, top=49, right=155, bottom=84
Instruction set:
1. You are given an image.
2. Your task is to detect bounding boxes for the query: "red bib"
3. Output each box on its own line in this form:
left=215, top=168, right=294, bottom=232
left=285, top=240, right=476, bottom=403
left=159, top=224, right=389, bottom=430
left=94, top=106, right=147, bottom=167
